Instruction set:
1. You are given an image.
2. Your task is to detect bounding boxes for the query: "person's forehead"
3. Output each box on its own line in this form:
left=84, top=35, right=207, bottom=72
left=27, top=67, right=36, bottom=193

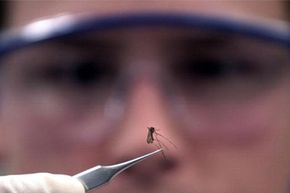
left=8, top=1, right=287, bottom=26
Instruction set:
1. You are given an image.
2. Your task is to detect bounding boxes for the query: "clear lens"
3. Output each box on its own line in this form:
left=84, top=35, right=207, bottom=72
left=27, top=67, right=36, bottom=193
left=0, top=33, right=126, bottom=144
left=165, top=30, right=290, bottom=142
left=168, top=30, right=290, bottom=102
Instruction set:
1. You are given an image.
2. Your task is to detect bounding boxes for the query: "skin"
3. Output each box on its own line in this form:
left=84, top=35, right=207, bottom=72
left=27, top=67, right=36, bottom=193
left=1, top=1, right=290, bottom=193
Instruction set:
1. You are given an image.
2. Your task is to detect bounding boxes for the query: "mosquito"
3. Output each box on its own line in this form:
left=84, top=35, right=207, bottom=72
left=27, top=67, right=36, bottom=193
left=146, top=127, right=176, bottom=158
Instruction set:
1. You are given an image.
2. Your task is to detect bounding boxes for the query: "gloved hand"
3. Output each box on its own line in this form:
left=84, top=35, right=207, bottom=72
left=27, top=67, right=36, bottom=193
left=0, top=173, right=85, bottom=193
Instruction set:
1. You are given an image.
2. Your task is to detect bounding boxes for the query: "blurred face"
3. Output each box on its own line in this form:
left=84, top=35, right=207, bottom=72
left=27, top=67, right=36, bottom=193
left=1, top=1, right=290, bottom=193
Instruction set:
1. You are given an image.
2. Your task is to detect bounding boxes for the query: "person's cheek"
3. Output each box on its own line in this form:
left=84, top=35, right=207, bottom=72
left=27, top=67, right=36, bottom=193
left=0, top=98, right=114, bottom=174
left=171, top=86, right=290, bottom=193
left=179, top=84, right=290, bottom=147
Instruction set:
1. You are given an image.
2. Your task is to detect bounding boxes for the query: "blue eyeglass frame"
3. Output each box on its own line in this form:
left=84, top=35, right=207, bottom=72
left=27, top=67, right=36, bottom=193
left=0, top=12, right=289, bottom=56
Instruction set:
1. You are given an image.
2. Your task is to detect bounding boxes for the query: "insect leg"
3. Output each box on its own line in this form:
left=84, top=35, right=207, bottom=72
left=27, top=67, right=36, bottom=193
left=155, top=132, right=177, bottom=149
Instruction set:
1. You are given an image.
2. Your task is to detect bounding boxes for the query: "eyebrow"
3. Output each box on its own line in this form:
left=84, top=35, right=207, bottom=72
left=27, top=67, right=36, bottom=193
left=50, top=35, right=121, bottom=50
left=180, top=33, right=232, bottom=48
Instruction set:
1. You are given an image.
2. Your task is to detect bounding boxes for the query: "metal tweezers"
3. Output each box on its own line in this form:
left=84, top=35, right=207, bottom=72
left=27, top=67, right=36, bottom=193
left=73, top=149, right=162, bottom=192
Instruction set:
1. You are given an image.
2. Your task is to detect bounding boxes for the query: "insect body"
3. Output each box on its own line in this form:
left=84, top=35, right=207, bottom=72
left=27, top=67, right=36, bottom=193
left=146, top=127, right=155, bottom=144
left=146, top=127, right=176, bottom=150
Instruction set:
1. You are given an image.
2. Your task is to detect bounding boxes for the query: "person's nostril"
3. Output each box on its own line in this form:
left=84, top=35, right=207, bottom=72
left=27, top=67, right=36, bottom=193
left=158, top=156, right=178, bottom=172
left=122, top=153, right=178, bottom=177
left=120, top=154, right=179, bottom=190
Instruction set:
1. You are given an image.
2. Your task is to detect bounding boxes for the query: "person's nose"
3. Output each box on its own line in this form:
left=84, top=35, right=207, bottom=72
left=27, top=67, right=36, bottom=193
left=107, top=76, right=180, bottom=185
left=111, top=76, right=173, bottom=155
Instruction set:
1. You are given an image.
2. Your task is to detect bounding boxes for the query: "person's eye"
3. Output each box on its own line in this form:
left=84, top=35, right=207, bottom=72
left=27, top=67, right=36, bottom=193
left=174, top=57, right=238, bottom=82
left=66, top=60, right=116, bottom=88
left=181, top=58, right=230, bottom=80
left=36, top=59, right=117, bottom=90
left=174, top=56, right=271, bottom=83
left=170, top=55, right=279, bottom=101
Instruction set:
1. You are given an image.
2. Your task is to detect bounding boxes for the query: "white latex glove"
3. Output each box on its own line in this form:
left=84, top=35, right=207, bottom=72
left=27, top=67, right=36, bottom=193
left=0, top=173, right=85, bottom=193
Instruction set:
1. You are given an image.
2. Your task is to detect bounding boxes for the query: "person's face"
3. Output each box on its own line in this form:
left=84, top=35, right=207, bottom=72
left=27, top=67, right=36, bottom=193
left=1, top=1, right=290, bottom=193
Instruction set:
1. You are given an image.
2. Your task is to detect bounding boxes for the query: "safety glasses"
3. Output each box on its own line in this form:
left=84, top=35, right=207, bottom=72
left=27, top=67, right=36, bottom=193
left=0, top=13, right=289, bottom=54
left=0, top=13, right=289, bottom=143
